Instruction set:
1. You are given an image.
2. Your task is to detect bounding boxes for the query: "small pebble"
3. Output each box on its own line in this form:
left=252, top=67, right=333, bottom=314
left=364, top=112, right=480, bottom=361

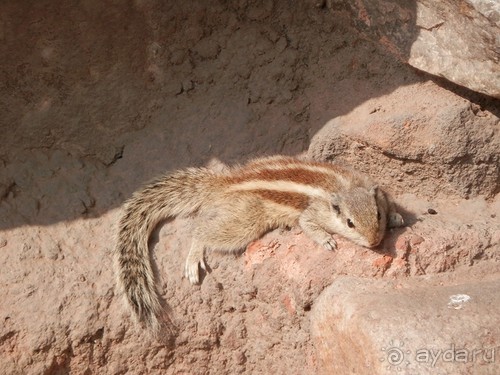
left=427, top=208, right=437, bottom=215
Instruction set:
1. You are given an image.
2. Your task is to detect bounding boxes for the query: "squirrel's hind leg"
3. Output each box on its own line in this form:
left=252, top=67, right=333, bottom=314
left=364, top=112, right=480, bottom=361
left=184, top=198, right=269, bottom=284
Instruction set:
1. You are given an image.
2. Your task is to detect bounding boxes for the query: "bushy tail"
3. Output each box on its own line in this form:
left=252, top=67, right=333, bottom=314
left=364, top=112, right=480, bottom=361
left=114, top=167, right=216, bottom=333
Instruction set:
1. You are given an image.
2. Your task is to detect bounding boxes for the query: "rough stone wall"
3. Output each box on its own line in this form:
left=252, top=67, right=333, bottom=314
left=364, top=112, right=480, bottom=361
left=0, top=1, right=499, bottom=374
left=328, top=0, right=500, bottom=98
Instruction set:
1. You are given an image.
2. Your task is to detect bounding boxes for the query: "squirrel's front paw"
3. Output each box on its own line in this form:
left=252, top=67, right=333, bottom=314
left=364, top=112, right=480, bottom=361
left=322, top=238, right=337, bottom=251
left=184, top=258, right=207, bottom=285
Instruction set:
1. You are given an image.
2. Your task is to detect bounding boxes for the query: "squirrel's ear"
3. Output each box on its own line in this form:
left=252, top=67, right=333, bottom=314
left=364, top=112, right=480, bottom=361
left=331, top=193, right=341, bottom=214
left=369, top=185, right=378, bottom=196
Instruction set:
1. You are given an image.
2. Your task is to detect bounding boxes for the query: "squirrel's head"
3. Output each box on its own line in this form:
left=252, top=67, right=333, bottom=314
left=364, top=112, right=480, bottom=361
left=330, top=185, right=388, bottom=248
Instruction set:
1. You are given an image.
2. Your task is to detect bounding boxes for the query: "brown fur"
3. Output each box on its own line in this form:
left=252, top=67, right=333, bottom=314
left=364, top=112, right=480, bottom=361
left=250, top=189, right=309, bottom=210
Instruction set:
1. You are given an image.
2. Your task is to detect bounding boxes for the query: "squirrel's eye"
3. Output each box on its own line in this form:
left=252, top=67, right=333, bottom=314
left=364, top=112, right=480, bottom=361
left=332, top=204, right=340, bottom=214
left=347, top=219, right=355, bottom=228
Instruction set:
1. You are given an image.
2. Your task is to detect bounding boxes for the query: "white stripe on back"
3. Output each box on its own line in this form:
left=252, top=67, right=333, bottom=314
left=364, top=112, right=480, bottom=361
left=228, top=179, right=330, bottom=199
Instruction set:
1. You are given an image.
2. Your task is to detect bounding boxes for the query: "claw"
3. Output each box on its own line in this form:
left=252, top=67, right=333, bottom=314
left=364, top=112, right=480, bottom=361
left=323, top=238, right=337, bottom=251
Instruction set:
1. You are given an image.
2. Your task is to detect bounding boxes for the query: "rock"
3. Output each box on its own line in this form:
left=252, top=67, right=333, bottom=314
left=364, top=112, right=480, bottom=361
left=329, top=0, right=500, bottom=98
left=409, top=0, right=500, bottom=98
left=0, top=0, right=499, bottom=374
left=311, top=275, right=500, bottom=374
left=308, top=82, right=500, bottom=199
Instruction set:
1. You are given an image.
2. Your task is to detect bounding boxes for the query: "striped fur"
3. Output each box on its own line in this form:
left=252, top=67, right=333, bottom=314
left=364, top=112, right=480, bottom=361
left=115, top=155, right=403, bottom=335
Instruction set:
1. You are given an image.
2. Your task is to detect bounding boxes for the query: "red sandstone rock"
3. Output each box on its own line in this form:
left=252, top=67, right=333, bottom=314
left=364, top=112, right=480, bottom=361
left=0, top=1, right=498, bottom=374
left=311, top=274, right=500, bottom=374
left=328, top=0, right=500, bottom=98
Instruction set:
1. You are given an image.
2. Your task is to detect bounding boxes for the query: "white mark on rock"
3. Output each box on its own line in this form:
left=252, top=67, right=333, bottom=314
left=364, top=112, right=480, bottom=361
left=447, top=294, right=472, bottom=309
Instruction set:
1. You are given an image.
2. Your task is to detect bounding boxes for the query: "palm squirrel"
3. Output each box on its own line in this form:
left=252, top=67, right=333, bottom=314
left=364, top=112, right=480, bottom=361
left=115, top=155, right=404, bottom=333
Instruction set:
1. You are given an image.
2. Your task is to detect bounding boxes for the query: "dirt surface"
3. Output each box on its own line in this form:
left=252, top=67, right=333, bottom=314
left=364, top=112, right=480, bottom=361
left=0, top=1, right=498, bottom=374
